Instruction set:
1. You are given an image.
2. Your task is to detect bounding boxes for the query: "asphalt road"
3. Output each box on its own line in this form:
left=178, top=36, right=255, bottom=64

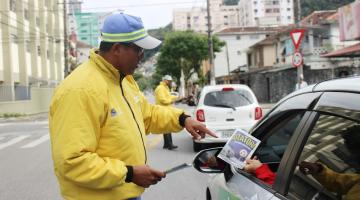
left=0, top=94, right=272, bottom=200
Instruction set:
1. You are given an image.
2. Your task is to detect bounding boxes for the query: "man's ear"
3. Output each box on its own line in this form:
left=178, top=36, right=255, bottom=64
left=111, top=43, right=124, bottom=56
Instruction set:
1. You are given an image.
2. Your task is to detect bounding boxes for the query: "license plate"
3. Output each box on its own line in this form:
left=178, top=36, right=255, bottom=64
left=221, top=130, right=235, bottom=138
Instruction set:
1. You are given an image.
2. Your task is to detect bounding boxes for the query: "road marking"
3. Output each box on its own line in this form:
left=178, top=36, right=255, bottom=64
left=21, top=134, right=50, bottom=148
left=0, top=135, right=30, bottom=150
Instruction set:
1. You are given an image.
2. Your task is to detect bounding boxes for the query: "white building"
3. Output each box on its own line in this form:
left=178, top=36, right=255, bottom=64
left=238, top=0, right=294, bottom=27
left=0, top=0, right=65, bottom=102
left=214, top=27, right=281, bottom=77
left=173, top=0, right=240, bottom=33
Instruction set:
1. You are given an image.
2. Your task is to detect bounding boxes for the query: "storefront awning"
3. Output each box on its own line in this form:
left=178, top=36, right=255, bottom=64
left=322, top=43, right=360, bottom=58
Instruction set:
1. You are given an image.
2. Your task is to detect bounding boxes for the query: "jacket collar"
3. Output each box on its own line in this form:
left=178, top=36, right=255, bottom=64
left=89, top=49, right=120, bottom=81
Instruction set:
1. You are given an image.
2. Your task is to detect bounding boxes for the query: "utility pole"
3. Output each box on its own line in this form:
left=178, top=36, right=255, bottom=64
left=63, top=0, right=69, bottom=77
left=294, top=0, right=303, bottom=85
left=206, top=0, right=216, bottom=85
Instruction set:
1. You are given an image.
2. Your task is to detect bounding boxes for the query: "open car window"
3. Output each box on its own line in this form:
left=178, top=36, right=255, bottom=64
left=287, top=114, right=360, bottom=200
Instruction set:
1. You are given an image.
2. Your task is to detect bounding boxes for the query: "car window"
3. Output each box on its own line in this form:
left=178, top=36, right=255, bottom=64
left=203, top=89, right=254, bottom=108
left=235, top=111, right=305, bottom=187
left=287, top=114, right=360, bottom=200
left=256, top=112, right=305, bottom=172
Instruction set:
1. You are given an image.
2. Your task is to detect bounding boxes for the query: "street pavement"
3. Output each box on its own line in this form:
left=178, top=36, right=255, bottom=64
left=0, top=94, right=274, bottom=200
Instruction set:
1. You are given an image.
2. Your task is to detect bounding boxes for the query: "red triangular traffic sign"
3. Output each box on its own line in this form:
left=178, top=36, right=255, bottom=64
left=290, top=29, right=305, bottom=50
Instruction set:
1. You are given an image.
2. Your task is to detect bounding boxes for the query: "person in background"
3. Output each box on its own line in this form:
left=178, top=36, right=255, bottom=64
left=49, top=13, right=217, bottom=200
left=294, top=74, right=308, bottom=91
left=154, top=75, right=179, bottom=150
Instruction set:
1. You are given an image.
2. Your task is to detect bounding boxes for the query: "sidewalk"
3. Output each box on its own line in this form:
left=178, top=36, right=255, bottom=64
left=0, top=112, right=48, bottom=123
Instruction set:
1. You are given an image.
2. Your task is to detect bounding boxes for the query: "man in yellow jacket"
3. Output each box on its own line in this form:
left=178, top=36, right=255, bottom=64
left=49, top=13, right=216, bottom=200
left=155, top=75, right=179, bottom=150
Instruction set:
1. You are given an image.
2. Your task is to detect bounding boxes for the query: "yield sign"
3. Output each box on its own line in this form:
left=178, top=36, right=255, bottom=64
left=290, top=29, right=306, bottom=50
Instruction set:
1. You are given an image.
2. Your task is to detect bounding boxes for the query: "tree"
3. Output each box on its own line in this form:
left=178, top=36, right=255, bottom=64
left=155, top=31, right=225, bottom=89
left=301, top=0, right=354, bottom=17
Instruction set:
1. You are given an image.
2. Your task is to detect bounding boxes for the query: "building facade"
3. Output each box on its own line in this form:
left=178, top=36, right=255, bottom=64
left=0, top=0, right=65, bottom=102
left=74, top=12, right=105, bottom=48
left=238, top=0, right=294, bottom=27
left=173, top=0, right=240, bottom=33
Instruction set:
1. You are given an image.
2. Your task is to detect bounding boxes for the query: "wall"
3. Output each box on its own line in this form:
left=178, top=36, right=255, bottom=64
left=0, top=87, right=54, bottom=115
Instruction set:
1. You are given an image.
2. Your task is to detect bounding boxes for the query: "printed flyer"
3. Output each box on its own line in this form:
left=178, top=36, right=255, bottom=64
left=218, top=129, right=261, bottom=169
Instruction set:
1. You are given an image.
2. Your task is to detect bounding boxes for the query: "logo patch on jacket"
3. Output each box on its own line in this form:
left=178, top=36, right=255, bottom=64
left=110, top=108, right=117, bottom=117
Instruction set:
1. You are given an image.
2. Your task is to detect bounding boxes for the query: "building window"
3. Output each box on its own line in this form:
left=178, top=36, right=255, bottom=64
left=9, top=0, right=16, bottom=12
left=80, top=23, right=87, bottom=27
left=273, top=8, right=280, bottom=13
left=81, top=37, right=87, bottom=40
left=236, top=35, right=241, bottom=40
left=224, top=15, right=228, bottom=18
left=254, top=9, right=258, bottom=13
left=37, top=46, right=41, bottom=56
left=254, top=1, right=257, bottom=4
left=224, top=22, right=228, bottom=25
left=26, top=40, right=30, bottom=52
left=36, top=17, right=40, bottom=26
left=80, top=30, right=87, bottom=33
left=265, top=9, right=272, bottom=13
left=288, top=16, right=292, bottom=20
left=287, top=8, right=291, bottom=11
left=237, top=51, right=241, bottom=55
left=24, top=9, right=29, bottom=19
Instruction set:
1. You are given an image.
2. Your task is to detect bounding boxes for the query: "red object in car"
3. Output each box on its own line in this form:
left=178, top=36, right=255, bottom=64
left=196, top=109, right=205, bottom=122
left=255, top=107, right=263, bottom=120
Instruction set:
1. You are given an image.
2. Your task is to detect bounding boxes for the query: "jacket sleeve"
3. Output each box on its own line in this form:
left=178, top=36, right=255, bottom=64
left=140, top=92, right=184, bottom=134
left=254, top=164, right=276, bottom=186
left=49, top=88, right=128, bottom=189
left=154, top=85, right=174, bottom=105
left=313, top=164, right=360, bottom=195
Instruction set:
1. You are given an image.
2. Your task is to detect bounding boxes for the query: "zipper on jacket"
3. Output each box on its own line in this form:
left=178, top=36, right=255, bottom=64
left=119, top=77, right=147, bottom=164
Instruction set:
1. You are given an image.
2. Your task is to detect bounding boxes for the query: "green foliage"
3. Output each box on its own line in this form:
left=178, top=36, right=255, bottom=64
left=223, top=0, right=240, bottom=6
left=155, top=31, right=225, bottom=86
left=133, top=72, right=152, bottom=91
left=142, top=24, right=173, bottom=62
left=0, top=113, right=25, bottom=118
left=301, top=0, right=354, bottom=17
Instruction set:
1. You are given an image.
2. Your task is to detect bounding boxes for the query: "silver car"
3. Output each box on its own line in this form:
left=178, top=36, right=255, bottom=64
left=193, top=76, right=360, bottom=200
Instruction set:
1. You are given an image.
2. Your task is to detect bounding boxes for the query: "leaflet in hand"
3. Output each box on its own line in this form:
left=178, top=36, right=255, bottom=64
left=218, top=129, right=261, bottom=169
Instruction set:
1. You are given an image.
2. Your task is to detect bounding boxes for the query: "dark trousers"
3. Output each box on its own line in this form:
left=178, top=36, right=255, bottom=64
left=163, top=133, right=173, bottom=148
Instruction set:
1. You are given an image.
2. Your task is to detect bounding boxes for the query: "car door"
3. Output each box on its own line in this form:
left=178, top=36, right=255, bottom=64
left=212, top=92, right=324, bottom=200
left=275, top=92, right=360, bottom=200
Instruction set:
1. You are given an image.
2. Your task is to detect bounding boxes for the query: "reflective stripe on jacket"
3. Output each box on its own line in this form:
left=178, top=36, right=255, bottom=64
left=49, top=49, right=184, bottom=200
left=154, top=81, right=178, bottom=106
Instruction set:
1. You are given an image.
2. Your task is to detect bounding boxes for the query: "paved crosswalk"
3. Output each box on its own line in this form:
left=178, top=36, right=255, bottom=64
left=0, top=134, right=49, bottom=150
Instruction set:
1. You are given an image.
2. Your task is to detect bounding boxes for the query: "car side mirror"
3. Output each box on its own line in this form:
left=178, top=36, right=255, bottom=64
left=193, top=147, right=226, bottom=173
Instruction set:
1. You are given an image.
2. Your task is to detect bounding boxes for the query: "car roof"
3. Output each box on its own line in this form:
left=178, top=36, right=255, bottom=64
left=287, top=76, right=360, bottom=97
left=202, top=84, right=252, bottom=92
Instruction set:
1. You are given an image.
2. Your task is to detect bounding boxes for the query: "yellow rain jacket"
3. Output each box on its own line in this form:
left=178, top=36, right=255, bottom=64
left=314, top=164, right=360, bottom=200
left=154, top=81, right=178, bottom=106
left=49, top=50, right=184, bottom=200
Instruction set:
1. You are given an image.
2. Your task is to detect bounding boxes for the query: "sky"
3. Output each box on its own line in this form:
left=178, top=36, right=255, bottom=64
left=82, top=0, right=206, bottom=29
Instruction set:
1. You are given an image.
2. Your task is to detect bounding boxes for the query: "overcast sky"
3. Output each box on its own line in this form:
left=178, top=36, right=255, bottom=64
left=82, top=0, right=206, bottom=29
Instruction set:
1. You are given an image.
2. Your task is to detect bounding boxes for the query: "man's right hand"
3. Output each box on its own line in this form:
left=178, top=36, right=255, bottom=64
left=131, top=165, right=166, bottom=188
left=299, top=161, right=323, bottom=175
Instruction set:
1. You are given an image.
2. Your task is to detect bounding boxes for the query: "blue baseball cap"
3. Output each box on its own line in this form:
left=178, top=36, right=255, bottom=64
left=101, top=13, right=161, bottom=49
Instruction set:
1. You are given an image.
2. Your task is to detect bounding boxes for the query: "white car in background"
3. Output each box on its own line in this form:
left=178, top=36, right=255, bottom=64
left=193, top=84, right=262, bottom=151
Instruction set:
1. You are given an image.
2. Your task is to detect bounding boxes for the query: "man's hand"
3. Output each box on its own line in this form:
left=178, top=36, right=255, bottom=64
left=299, top=161, right=323, bottom=175
left=184, top=118, right=217, bottom=140
left=132, top=165, right=166, bottom=188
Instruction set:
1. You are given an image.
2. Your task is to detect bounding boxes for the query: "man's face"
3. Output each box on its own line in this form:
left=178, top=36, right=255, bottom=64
left=165, top=80, right=172, bottom=87
left=115, top=43, right=144, bottom=75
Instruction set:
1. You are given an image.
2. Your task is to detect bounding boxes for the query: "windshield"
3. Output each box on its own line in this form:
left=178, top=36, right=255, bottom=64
left=203, top=89, right=255, bottom=108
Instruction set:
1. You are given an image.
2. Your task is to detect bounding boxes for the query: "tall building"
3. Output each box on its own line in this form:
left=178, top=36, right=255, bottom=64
left=238, top=0, right=294, bottom=27
left=75, top=12, right=105, bottom=47
left=0, top=0, right=65, bottom=101
left=173, top=0, right=240, bottom=33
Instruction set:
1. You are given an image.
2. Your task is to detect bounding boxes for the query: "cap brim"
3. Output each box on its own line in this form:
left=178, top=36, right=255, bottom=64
left=134, top=35, right=161, bottom=50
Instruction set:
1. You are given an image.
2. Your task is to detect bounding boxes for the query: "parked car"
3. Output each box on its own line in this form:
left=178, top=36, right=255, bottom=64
left=193, top=76, right=360, bottom=200
left=193, top=84, right=262, bottom=151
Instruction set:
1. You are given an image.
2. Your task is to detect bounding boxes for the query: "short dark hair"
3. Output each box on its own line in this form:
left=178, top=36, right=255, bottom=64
left=99, top=41, right=115, bottom=52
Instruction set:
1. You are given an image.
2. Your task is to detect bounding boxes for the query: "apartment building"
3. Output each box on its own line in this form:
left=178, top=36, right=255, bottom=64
left=75, top=12, right=105, bottom=47
left=0, top=0, right=65, bottom=102
left=173, top=0, right=240, bottom=33
left=239, top=0, right=295, bottom=27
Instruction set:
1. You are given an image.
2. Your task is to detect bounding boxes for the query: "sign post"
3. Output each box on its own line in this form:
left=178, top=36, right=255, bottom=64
left=290, top=29, right=306, bottom=84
